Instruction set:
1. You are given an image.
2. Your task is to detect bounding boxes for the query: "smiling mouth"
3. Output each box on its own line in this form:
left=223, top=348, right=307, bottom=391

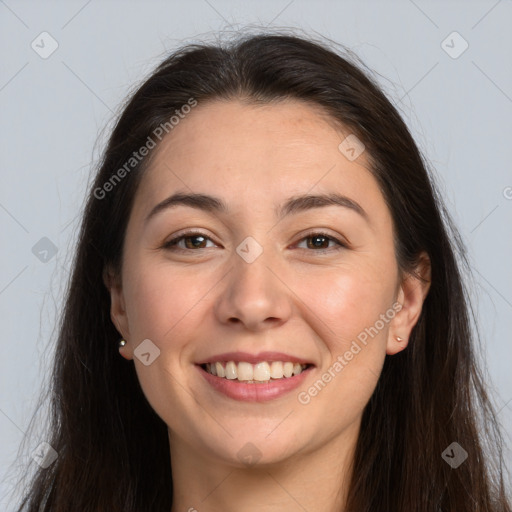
left=200, top=361, right=313, bottom=383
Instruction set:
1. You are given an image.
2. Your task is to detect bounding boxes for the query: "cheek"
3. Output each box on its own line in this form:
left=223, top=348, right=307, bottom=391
left=123, top=260, right=207, bottom=343
left=292, top=260, right=396, bottom=405
left=295, top=260, right=397, bottom=352
left=121, top=261, right=209, bottom=417
left=292, top=269, right=393, bottom=431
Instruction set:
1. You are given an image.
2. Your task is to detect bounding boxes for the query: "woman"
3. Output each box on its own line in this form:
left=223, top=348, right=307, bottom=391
left=12, top=32, right=511, bottom=511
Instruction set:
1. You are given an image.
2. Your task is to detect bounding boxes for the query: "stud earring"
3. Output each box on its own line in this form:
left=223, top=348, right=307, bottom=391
left=119, top=339, right=127, bottom=348
left=396, top=336, right=404, bottom=342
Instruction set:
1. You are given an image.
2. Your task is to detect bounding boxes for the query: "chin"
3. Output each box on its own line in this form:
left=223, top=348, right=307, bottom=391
left=203, top=431, right=303, bottom=468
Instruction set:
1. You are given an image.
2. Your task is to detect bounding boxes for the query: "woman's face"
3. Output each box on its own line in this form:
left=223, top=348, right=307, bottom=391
left=108, top=99, right=428, bottom=468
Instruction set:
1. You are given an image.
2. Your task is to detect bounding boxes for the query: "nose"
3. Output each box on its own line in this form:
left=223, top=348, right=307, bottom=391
left=214, top=248, right=293, bottom=332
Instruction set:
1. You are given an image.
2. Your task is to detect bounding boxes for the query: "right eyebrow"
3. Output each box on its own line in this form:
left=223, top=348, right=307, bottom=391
left=144, top=192, right=228, bottom=226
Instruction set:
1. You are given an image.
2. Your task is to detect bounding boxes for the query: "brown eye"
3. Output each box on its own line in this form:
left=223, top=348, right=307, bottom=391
left=306, top=234, right=331, bottom=250
left=162, top=230, right=346, bottom=254
left=163, top=232, right=216, bottom=251
left=296, top=232, right=346, bottom=252
left=182, top=235, right=208, bottom=249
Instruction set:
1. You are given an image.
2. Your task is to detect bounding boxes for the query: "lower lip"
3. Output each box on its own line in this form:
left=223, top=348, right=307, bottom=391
left=196, top=364, right=314, bottom=402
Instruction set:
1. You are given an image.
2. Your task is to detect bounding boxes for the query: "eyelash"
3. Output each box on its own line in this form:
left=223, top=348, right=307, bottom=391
left=162, top=230, right=347, bottom=254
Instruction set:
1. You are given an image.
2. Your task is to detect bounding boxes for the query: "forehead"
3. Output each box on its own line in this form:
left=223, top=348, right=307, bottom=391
left=132, top=99, right=387, bottom=223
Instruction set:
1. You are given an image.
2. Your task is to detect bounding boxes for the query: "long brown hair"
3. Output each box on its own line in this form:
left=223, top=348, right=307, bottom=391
left=9, top=30, right=511, bottom=511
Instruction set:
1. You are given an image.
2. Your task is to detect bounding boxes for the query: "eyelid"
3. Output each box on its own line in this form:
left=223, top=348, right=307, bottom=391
left=293, top=229, right=348, bottom=251
left=162, top=229, right=348, bottom=253
left=162, top=229, right=218, bottom=250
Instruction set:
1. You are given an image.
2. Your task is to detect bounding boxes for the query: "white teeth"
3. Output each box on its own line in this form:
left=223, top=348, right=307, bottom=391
left=225, top=361, right=237, bottom=380
left=270, top=361, right=284, bottom=379
left=215, top=362, right=225, bottom=378
left=253, top=362, right=270, bottom=381
left=237, top=362, right=253, bottom=381
left=283, top=362, right=294, bottom=378
left=203, top=361, right=309, bottom=382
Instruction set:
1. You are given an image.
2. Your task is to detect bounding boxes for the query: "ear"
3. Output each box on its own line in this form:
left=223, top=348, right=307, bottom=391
left=103, top=265, right=133, bottom=360
left=387, top=251, right=431, bottom=355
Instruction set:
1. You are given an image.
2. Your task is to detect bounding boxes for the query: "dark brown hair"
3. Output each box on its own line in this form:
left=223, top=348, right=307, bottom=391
left=9, top=31, right=511, bottom=511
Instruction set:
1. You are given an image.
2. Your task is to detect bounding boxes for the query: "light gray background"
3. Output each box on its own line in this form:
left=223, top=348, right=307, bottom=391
left=1, top=0, right=511, bottom=507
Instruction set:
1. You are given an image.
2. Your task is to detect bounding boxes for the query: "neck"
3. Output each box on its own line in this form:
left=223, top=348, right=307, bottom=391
left=168, top=419, right=360, bottom=512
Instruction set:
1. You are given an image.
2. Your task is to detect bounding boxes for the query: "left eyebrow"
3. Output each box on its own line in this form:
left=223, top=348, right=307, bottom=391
left=144, top=191, right=370, bottom=225
left=277, top=192, right=369, bottom=223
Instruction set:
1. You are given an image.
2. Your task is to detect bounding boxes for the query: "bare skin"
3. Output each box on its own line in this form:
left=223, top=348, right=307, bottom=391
left=105, top=99, right=431, bottom=511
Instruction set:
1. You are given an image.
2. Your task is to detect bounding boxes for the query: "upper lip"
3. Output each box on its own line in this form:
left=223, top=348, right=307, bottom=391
left=196, top=351, right=315, bottom=366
